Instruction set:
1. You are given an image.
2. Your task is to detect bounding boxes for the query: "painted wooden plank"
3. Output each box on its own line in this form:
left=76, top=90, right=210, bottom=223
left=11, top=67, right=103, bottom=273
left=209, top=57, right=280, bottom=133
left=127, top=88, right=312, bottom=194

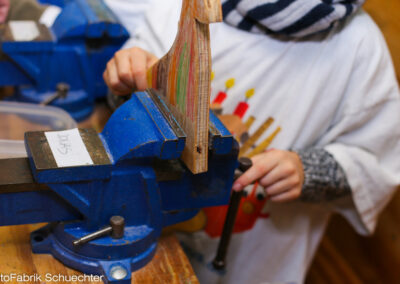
left=147, top=0, right=222, bottom=174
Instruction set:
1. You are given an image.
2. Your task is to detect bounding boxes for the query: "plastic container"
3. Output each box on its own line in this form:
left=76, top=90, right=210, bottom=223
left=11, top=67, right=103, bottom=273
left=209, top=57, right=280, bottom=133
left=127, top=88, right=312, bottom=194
left=0, top=101, right=77, bottom=158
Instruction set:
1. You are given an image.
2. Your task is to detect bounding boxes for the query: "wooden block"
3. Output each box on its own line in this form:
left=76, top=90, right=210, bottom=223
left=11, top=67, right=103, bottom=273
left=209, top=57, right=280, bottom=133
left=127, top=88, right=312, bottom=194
left=147, top=0, right=222, bottom=174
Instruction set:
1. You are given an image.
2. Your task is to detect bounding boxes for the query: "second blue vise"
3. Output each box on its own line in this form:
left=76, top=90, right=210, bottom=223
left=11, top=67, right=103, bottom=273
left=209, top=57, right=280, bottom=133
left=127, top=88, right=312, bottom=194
left=0, top=0, right=129, bottom=121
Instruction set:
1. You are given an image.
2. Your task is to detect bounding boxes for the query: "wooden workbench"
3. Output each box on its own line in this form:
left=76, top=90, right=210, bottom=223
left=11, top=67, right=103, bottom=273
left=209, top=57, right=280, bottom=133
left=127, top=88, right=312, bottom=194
left=0, top=101, right=199, bottom=283
left=0, top=224, right=198, bottom=284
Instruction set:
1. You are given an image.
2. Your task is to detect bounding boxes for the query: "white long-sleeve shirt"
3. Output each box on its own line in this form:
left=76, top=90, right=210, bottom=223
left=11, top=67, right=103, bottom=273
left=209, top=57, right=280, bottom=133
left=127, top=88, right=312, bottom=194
left=106, top=1, right=400, bottom=283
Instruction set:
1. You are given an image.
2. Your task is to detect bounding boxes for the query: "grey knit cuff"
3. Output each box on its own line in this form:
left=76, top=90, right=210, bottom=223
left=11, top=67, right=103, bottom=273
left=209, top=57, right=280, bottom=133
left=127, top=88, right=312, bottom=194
left=294, top=148, right=351, bottom=203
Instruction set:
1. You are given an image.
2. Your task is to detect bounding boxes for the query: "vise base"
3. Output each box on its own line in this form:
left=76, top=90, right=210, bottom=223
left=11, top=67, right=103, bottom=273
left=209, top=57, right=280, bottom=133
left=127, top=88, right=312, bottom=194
left=0, top=90, right=238, bottom=283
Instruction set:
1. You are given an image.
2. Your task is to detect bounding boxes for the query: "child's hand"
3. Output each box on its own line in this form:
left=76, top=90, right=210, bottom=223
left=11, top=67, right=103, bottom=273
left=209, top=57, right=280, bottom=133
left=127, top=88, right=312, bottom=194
left=233, top=149, right=304, bottom=202
left=103, top=47, right=158, bottom=96
left=0, top=0, right=9, bottom=23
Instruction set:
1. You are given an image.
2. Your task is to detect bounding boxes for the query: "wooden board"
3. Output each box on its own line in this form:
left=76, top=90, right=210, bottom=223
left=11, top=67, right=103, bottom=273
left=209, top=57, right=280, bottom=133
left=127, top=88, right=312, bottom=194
left=0, top=224, right=198, bottom=284
left=147, top=0, right=222, bottom=174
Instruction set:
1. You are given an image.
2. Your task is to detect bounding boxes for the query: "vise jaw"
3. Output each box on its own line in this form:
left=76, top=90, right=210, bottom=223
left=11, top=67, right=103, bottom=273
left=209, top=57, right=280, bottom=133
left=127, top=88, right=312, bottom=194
left=13, top=90, right=238, bottom=283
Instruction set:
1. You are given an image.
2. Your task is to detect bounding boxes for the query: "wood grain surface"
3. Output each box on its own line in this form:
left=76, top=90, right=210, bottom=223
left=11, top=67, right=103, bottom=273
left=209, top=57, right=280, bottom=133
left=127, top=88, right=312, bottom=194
left=147, top=0, right=222, bottom=174
left=0, top=224, right=198, bottom=284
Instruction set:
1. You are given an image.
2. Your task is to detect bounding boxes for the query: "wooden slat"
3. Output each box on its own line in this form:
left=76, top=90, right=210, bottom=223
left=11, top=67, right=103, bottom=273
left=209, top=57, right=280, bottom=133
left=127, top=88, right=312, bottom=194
left=147, top=0, right=222, bottom=174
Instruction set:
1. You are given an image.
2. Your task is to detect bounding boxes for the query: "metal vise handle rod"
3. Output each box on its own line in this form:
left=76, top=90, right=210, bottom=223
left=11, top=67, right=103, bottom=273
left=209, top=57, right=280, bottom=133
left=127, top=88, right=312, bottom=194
left=73, top=227, right=113, bottom=246
left=73, top=216, right=125, bottom=247
left=212, top=157, right=252, bottom=270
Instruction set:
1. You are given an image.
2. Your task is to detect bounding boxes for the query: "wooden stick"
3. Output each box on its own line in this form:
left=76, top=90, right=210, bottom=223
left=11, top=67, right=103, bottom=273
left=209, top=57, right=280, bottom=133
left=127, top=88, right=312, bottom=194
left=147, top=0, right=222, bottom=174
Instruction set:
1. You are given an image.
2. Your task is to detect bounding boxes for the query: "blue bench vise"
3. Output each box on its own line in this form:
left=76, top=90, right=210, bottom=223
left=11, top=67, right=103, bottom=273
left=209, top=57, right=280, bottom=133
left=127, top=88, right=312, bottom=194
left=0, top=0, right=128, bottom=121
left=0, top=90, right=238, bottom=283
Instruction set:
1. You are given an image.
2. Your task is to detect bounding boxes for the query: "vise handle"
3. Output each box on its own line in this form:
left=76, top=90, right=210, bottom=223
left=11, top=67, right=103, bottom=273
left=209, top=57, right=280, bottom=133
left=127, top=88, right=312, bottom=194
left=212, top=157, right=253, bottom=271
left=73, top=216, right=125, bottom=246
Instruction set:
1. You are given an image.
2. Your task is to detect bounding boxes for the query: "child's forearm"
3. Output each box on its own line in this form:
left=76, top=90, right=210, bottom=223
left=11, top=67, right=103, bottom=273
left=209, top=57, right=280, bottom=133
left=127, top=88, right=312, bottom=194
left=295, top=148, right=351, bottom=202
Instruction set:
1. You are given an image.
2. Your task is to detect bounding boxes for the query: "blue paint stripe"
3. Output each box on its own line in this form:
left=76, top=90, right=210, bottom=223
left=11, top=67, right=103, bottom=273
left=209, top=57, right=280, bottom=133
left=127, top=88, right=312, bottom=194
left=277, top=3, right=335, bottom=35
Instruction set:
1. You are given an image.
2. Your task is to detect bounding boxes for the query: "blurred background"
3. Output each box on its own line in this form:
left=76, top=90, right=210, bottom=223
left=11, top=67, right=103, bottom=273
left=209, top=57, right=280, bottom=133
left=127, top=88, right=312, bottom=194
left=307, top=0, right=400, bottom=283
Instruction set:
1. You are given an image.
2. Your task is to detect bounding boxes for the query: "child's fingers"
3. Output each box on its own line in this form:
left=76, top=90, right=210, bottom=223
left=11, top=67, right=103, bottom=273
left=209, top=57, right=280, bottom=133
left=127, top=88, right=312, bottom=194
left=104, top=59, right=131, bottom=94
left=269, top=188, right=300, bottom=203
left=259, top=165, right=288, bottom=189
left=114, top=50, right=136, bottom=89
left=233, top=157, right=279, bottom=191
left=250, top=154, right=264, bottom=164
left=103, top=47, right=159, bottom=95
left=264, top=175, right=300, bottom=196
left=146, top=52, right=159, bottom=68
left=128, top=48, right=149, bottom=91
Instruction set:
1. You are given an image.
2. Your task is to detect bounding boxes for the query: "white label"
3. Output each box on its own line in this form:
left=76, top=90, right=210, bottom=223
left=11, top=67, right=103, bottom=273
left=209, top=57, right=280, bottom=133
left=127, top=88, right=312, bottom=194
left=45, top=129, right=94, bottom=168
left=9, top=21, right=40, bottom=41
